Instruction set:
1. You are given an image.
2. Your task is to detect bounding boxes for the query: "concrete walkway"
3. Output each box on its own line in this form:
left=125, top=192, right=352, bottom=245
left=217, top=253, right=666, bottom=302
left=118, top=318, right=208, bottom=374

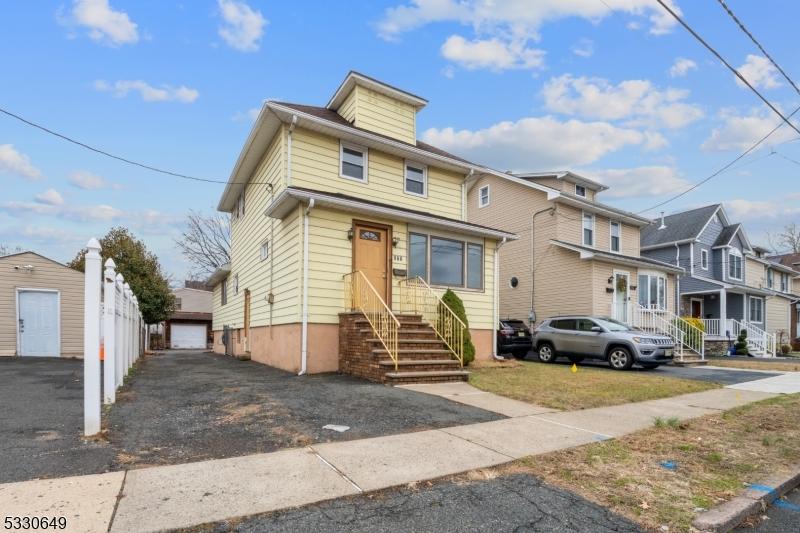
left=0, top=385, right=780, bottom=533
left=726, top=371, right=800, bottom=393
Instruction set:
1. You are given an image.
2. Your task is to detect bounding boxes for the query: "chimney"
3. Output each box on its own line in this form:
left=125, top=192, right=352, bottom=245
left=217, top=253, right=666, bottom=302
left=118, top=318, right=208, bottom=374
left=658, top=211, right=666, bottom=230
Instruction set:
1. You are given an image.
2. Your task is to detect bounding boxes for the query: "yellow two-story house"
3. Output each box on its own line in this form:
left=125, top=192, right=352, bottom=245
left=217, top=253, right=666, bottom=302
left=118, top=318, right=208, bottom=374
left=208, top=72, right=515, bottom=382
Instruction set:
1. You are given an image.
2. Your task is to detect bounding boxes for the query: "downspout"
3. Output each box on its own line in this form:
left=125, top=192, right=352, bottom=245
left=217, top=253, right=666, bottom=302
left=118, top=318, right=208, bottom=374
left=299, top=198, right=315, bottom=375
left=530, top=207, right=555, bottom=328
left=493, top=237, right=508, bottom=360
left=675, top=243, right=681, bottom=314
left=286, top=115, right=298, bottom=187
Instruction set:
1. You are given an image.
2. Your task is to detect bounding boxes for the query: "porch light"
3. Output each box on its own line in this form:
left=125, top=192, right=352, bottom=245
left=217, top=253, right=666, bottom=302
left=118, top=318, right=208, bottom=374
left=607, top=276, right=614, bottom=284
left=347, top=227, right=354, bottom=240
left=392, top=236, right=399, bottom=247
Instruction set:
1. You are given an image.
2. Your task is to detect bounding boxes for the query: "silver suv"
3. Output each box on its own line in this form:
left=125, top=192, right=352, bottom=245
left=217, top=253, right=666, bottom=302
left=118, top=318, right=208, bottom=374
left=533, top=316, right=675, bottom=370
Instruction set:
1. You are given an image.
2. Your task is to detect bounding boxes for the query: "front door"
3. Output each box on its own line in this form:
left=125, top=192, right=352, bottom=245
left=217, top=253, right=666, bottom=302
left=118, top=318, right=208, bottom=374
left=243, top=289, right=251, bottom=352
left=690, top=299, right=702, bottom=318
left=613, top=271, right=630, bottom=323
left=352, top=221, right=390, bottom=304
left=18, top=290, right=59, bottom=356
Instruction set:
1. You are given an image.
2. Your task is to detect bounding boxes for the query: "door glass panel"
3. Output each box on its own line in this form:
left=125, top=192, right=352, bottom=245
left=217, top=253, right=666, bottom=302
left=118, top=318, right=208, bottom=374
left=359, top=229, right=380, bottom=241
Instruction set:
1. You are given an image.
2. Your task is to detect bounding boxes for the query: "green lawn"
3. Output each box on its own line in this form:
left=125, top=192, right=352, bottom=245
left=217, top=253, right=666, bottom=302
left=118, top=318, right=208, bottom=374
left=469, top=360, right=719, bottom=411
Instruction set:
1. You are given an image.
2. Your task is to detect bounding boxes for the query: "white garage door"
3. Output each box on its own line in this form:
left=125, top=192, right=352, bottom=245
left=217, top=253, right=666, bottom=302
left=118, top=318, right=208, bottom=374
left=171, top=324, right=207, bottom=349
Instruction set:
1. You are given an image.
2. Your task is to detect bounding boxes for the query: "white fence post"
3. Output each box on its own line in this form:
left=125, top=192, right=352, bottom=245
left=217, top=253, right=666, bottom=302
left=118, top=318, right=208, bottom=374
left=115, top=274, right=124, bottom=387
left=103, top=259, right=117, bottom=404
left=83, top=238, right=102, bottom=436
left=124, top=283, right=132, bottom=373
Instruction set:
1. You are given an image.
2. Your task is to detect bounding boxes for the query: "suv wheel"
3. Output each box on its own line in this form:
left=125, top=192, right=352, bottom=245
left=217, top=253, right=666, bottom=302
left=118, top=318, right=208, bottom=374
left=537, top=343, right=556, bottom=363
left=608, top=347, right=633, bottom=370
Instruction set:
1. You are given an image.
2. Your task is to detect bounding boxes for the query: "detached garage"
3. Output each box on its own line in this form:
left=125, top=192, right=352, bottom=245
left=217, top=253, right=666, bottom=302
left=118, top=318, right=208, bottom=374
left=0, top=251, right=84, bottom=358
left=170, top=323, right=207, bottom=349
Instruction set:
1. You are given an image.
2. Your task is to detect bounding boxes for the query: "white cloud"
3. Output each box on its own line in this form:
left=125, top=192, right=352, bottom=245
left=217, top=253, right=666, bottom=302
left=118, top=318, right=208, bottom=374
left=232, top=107, right=262, bottom=122
left=34, top=189, right=64, bottom=206
left=217, top=0, right=267, bottom=52
left=70, top=0, right=139, bottom=46
left=441, top=35, right=544, bottom=71
left=541, top=74, right=704, bottom=130
left=583, top=166, right=692, bottom=198
left=724, top=199, right=776, bottom=220
left=422, top=116, right=650, bottom=170
left=94, top=80, right=199, bottom=103
left=0, top=144, right=43, bottom=181
left=669, top=57, right=697, bottom=78
left=737, top=54, right=781, bottom=90
left=571, top=38, right=594, bottom=58
left=441, top=65, right=456, bottom=79
left=67, top=170, right=121, bottom=190
left=702, top=108, right=796, bottom=152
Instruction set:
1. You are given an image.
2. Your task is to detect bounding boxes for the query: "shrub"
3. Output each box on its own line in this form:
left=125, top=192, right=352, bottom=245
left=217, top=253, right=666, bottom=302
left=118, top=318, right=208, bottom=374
left=735, top=329, right=749, bottom=356
left=674, top=317, right=705, bottom=347
left=781, top=344, right=792, bottom=355
left=680, top=317, right=706, bottom=333
left=440, top=289, right=475, bottom=365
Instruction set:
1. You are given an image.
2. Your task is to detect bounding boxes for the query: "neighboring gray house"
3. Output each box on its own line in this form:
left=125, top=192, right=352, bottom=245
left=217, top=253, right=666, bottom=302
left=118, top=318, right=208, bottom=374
left=641, top=204, right=794, bottom=356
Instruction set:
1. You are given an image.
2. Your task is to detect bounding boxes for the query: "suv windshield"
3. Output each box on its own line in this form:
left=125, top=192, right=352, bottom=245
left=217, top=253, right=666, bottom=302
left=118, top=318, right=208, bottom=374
left=593, top=317, right=634, bottom=332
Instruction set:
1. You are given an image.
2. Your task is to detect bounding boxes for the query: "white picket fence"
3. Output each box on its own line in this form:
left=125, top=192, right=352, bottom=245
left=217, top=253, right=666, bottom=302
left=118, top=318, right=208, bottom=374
left=83, top=238, right=145, bottom=436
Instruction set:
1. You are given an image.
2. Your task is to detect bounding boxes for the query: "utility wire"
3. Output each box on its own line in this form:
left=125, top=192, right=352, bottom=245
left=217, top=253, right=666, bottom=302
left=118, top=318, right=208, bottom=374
left=716, top=0, right=800, bottom=96
left=654, top=0, right=800, bottom=136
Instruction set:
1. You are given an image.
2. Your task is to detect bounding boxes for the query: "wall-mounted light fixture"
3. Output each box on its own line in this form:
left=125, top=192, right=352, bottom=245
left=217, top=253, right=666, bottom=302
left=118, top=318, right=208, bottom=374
left=607, top=276, right=614, bottom=284
left=392, top=236, right=399, bottom=247
left=347, top=227, right=354, bottom=240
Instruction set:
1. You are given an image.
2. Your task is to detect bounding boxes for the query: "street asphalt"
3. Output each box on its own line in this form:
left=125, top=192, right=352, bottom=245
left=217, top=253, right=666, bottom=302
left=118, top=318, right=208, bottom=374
left=737, top=486, right=800, bottom=532
left=189, top=473, right=643, bottom=533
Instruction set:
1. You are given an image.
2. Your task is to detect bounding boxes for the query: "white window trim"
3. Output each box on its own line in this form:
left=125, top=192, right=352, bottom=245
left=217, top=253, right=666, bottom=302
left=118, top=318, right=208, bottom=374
left=700, top=249, right=709, bottom=270
left=638, top=272, right=668, bottom=311
left=767, top=269, right=774, bottom=289
left=575, top=184, right=587, bottom=198
left=609, top=221, right=621, bottom=253
left=582, top=211, right=595, bottom=247
left=478, top=185, right=490, bottom=208
left=260, top=240, right=270, bottom=261
left=15, top=288, right=61, bottom=357
left=403, top=160, right=428, bottom=198
left=339, top=141, right=369, bottom=183
left=749, top=296, right=764, bottom=323
left=728, top=248, right=743, bottom=281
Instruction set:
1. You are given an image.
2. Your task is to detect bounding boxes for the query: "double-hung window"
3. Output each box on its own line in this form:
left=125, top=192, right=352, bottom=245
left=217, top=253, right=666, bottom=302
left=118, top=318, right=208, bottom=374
left=781, top=273, right=789, bottom=292
left=221, top=278, right=228, bottom=306
left=701, top=249, right=708, bottom=270
left=609, top=221, right=620, bottom=253
left=340, top=142, right=367, bottom=182
left=749, top=296, right=764, bottom=323
left=582, top=212, right=594, bottom=247
left=409, top=232, right=483, bottom=290
left=638, top=273, right=667, bottom=310
left=404, top=162, right=427, bottom=196
left=478, top=185, right=490, bottom=207
left=575, top=184, right=587, bottom=197
left=728, top=249, right=743, bottom=280
left=767, top=269, right=774, bottom=289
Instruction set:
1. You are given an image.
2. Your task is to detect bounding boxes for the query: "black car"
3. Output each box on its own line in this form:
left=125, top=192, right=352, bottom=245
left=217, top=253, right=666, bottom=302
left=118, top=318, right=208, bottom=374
left=497, top=319, right=532, bottom=359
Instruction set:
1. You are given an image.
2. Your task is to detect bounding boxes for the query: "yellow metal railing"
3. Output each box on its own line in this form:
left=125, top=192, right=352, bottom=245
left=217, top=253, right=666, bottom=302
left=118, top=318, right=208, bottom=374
left=398, top=277, right=465, bottom=367
left=343, top=271, right=400, bottom=371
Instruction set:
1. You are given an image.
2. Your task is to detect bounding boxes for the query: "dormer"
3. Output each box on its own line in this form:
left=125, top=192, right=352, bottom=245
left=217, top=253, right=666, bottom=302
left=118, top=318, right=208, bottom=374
left=513, top=171, right=608, bottom=202
left=326, top=71, right=427, bottom=145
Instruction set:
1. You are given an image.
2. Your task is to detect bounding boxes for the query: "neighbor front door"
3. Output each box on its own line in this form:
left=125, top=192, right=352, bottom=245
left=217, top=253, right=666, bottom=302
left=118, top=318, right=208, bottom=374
left=691, top=299, right=702, bottom=318
left=18, top=290, right=59, bottom=357
left=613, top=271, right=630, bottom=323
left=352, top=222, right=390, bottom=304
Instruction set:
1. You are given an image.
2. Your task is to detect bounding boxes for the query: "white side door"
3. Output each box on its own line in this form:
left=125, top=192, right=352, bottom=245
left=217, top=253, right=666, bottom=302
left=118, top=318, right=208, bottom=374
left=18, top=290, right=60, bottom=357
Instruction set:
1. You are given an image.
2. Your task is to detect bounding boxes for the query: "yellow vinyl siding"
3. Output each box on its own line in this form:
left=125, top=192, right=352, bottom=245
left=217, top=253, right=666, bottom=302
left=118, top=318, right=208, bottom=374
left=345, top=85, right=417, bottom=144
left=304, top=207, right=495, bottom=329
left=766, top=296, right=791, bottom=338
left=745, top=258, right=765, bottom=288
left=290, top=127, right=463, bottom=220
left=0, top=252, right=84, bottom=357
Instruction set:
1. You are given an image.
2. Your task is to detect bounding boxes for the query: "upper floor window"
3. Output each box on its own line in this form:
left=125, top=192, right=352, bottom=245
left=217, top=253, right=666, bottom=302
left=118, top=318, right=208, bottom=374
left=701, top=249, right=708, bottom=270
left=232, top=193, right=245, bottom=221
left=409, top=232, right=483, bottom=290
left=575, top=184, right=587, bottom=198
left=340, top=142, right=368, bottom=182
left=478, top=185, right=490, bottom=208
left=781, top=272, right=789, bottom=292
left=404, top=161, right=427, bottom=197
left=221, top=278, right=228, bottom=306
left=609, top=221, right=621, bottom=253
left=749, top=296, right=764, bottom=323
left=767, top=269, right=774, bottom=289
left=582, top=212, right=594, bottom=246
left=728, top=249, right=743, bottom=280
left=175, top=298, right=182, bottom=310
left=260, top=240, right=270, bottom=261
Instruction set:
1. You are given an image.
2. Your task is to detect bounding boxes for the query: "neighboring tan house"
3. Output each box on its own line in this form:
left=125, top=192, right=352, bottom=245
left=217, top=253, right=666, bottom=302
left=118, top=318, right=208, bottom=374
left=641, top=204, right=793, bottom=356
left=465, top=171, right=687, bottom=352
left=207, top=71, right=516, bottom=382
left=766, top=251, right=800, bottom=343
left=0, top=251, right=84, bottom=358
left=165, top=285, right=213, bottom=349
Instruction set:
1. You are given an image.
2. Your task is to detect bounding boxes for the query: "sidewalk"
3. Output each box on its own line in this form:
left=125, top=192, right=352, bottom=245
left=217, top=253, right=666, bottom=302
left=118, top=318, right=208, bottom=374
left=0, top=385, right=780, bottom=533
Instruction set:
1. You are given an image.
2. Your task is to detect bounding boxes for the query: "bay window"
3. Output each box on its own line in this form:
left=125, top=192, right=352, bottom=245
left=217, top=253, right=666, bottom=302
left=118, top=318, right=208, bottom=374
left=638, top=273, right=667, bottom=310
left=409, top=232, right=484, bottom=290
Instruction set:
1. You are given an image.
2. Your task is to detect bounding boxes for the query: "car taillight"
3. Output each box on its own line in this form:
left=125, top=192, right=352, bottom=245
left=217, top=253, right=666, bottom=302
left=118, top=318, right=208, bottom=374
left=500, top=328, right=514, bottom=337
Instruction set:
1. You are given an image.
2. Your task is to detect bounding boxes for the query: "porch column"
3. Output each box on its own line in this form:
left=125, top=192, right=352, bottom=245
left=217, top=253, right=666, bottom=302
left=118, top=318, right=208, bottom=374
left=719, top=289, right=727, bottom=336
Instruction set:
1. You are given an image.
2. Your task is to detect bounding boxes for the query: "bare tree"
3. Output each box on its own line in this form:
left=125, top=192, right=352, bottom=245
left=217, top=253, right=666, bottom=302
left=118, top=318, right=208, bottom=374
left=0, top=243, right=23, bottom=257
left=768, top=222, right=800, bottom=253
left=175, top=210, right=231, bottom=278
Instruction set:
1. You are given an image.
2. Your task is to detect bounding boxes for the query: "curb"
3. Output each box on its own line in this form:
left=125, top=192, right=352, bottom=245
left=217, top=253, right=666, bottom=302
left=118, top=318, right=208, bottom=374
left=692, top=467, right=800, bottom=532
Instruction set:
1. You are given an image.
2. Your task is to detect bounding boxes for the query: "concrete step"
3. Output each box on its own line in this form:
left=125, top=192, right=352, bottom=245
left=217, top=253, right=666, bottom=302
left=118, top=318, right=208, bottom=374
left=379, top=359, right=461, bottom=373
left=672, top=357, right=708, bottom=366
left=367, top=338, right=448, bottom=350
left=371, top=348, right=454, bottom=361
left=384, top=370, right=469, bottom=384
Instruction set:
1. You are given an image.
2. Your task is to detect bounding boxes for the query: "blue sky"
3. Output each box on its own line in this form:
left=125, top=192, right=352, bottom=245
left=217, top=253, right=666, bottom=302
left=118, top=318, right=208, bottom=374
left=1, top=0, right=799, bottom=281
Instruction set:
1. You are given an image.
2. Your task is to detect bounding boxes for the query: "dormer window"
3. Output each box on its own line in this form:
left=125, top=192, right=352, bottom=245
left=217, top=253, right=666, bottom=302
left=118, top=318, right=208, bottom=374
left=478, top=185, right=490, bottom=208
left=340, top=142, right=368, bottom=182
left=575, top=184, right=587, bottom=197
left=404, top=161, right=427, bottom=197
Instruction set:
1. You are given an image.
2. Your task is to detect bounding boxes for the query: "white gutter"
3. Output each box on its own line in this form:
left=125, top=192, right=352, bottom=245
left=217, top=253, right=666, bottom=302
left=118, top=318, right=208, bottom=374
left=287, top=115, right=297, bottom=187
left=299, top=198, right=315, bottom=375
left=492, top=237, right=508, bottom=360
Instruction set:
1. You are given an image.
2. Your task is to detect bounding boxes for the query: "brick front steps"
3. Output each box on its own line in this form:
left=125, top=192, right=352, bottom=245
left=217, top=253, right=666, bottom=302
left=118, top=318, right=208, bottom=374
left=339, top=311, right=469, bottom=384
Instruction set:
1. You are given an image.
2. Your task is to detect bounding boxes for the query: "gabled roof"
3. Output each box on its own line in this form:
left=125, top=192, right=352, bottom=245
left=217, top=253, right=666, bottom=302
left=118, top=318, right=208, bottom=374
left=327, top=71, right=428, bottom=111
left=0, top=250, right=70, bottom=268
left=640, top=204, right=722, bottom=249
left=713, top=223, right=741, bottom=247
left=514, top=171, right=609, bottom=192
left=769, top=252, right=800, bottom=273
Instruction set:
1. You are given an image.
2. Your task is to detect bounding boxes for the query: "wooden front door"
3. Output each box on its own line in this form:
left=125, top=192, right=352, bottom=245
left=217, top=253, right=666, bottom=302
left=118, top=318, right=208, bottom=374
left=243, top=289, right=251, bottom=351
left=352, top=221, right=390, bottom=304
left=690, top=299, right=702, bottom=319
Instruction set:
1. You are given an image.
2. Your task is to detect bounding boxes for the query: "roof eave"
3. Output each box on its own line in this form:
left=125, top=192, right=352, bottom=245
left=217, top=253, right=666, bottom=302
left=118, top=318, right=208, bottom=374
left=553, top=196, right=651, bottom=226
left=550, top=240, right=684, bottom=274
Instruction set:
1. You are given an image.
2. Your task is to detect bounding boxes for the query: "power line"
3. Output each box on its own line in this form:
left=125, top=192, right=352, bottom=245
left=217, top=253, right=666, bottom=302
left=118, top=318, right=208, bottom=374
left=716, top=0, right=800, bottom=95
left=654, top=0, right=800, bottom=137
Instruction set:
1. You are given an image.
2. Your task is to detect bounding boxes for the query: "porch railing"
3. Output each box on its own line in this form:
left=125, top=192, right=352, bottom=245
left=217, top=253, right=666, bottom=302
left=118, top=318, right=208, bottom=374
left=397, top=277, right=465, bottom=367
left=631, top=305, right=705, bottom=360
left=343, top=271, right=400, bottom=371
left=729, top=319, right=776, bottom=357
left=701, top=318, right=721, bottom=337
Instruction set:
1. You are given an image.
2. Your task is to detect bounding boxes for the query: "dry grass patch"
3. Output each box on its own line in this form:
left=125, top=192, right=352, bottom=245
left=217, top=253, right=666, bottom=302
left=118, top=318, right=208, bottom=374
left=707, top=358, right=800, bottom=372
left=509, top=394, right=800, bottom=531
left=469, top=361, right=719, bottom=410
